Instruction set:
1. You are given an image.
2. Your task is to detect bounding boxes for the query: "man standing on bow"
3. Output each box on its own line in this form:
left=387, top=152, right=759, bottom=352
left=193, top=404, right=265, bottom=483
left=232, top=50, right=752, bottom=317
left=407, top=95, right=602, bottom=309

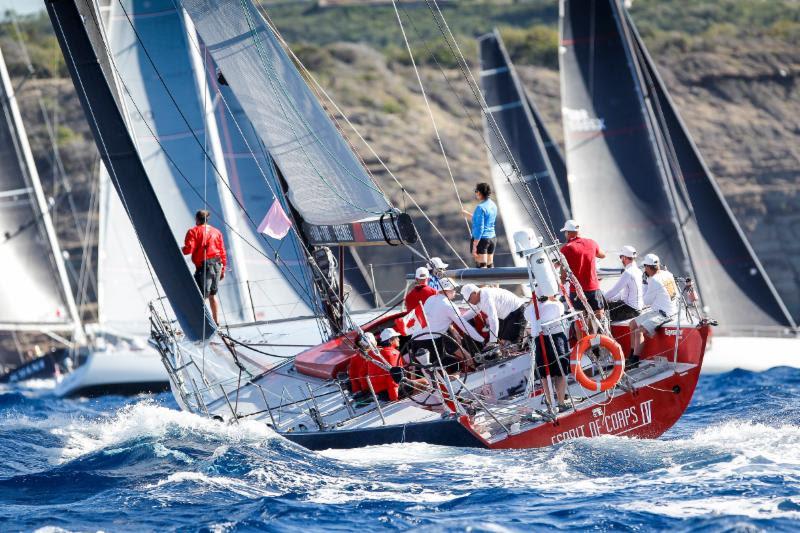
left=183, top=209, right=227, bottom=325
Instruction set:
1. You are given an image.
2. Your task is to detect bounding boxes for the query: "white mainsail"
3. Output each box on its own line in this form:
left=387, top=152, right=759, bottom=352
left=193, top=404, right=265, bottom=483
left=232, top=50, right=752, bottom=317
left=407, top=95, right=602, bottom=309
left=0, top=46, right=80, bottom=334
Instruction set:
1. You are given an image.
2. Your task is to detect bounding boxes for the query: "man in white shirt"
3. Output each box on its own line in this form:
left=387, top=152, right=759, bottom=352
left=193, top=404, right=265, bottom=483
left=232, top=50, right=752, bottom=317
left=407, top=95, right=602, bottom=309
left=412, top=278, right=484, bottom=371
left=460, top=284, right=527, bottom=345
left=525, top=295, right=570, bottom=410
left=629, top=253, right=679, bottom=364
left=604, top=245, right=643, bottom=322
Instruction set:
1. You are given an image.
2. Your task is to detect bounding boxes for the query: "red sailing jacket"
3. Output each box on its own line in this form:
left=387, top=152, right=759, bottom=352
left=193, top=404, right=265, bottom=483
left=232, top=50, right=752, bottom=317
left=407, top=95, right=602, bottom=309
left=404, top=284, right=436, bottom=326
left=183, top=224, right=227, bottom=270
left=365, top=346, right=403, bottom=401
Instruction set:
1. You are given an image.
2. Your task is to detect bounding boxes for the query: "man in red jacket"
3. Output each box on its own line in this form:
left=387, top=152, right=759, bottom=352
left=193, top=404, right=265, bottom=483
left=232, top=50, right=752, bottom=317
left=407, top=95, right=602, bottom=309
left=183, top=209, right=227, bottom=324
left=365, top=328, right=404, bottom=401
left=404, top=267, right=437, bottom=326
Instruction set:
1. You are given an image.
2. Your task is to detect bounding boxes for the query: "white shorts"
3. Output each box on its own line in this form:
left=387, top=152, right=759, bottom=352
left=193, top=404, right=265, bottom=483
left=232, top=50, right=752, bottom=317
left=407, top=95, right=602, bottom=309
left=635, top=309, right=670, bottom=336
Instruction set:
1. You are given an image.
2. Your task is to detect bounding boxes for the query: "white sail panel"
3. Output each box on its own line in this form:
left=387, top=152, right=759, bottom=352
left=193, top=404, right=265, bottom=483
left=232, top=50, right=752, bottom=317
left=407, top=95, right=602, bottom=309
left=0, top=48, right=78, bottom=330
left=105, top=0, right=248, bottom=323
left=180, top=0, right=391, bottom=226
left=96, top=164, right=161, bottom=338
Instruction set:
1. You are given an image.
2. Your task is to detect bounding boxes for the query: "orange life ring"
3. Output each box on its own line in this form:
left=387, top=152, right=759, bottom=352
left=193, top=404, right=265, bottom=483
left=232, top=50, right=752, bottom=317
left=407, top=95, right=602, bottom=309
left=569, top=334, right=624, bottom=391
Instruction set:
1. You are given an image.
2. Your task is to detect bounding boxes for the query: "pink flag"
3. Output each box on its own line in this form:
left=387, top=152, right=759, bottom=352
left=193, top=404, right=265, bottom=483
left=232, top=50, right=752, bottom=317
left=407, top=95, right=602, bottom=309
left=258, top=199, right=293, bottom=239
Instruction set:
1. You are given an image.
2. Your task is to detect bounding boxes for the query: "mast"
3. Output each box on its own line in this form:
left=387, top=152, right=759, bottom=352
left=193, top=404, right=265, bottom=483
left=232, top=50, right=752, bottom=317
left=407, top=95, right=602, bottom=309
left=0, top=45, right=82, bottom=338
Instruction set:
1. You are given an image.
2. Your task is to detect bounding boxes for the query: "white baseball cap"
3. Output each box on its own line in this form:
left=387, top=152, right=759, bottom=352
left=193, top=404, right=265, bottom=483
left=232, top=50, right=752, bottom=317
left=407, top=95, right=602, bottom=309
left=429, top=257, right=448, bottom=270
left=460, top=283, right=479, bottom=301
left=415, top=266, right=430, bottom=279
left=559, top=219, right=580, bottom=232
left=380, top=328, right=401, bottom=343
left=642, top=253, right=660, bottom=267
left=619, top=245, right=637, bottom=258
left=439, top=277, right=458, bottom=292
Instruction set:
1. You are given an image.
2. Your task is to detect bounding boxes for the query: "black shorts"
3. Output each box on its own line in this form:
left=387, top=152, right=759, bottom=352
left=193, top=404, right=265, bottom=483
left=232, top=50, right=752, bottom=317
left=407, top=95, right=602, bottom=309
left=608, top=302, right=640, bottom=322
left=533, top=332, right=570, bottom=379
left=471, top=237, right=496, bottom=255
left=498, top=305, right=526, bottom=344
left=194, top=257, right=221, bottom=297
left=571, top=290, right=605, bottom=313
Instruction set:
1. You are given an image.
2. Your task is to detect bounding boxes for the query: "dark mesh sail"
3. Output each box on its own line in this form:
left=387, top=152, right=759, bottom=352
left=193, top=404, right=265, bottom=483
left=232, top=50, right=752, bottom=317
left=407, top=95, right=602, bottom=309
left=560, top=0, right=689, bottom=274
left=627, top=15, right=796, bottom=333
left=478, top=30, right=569, bottom=250
left=179, top=0, right=391, bottom=226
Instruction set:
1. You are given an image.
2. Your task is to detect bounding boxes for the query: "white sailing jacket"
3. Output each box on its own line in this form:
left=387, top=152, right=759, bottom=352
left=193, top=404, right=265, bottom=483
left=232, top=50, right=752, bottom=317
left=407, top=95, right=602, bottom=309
left=463, top=287, right=526, bottom=343
left=605, top=262, right=644, bottom=310
left=644, top=270, right=678, bottom=316
left=415, top=294, right=484, bottom=342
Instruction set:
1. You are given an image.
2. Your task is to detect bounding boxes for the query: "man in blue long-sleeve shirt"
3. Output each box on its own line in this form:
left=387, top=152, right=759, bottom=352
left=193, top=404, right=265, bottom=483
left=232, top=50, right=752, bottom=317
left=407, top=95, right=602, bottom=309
left=463, top=182, right=497, bottom=268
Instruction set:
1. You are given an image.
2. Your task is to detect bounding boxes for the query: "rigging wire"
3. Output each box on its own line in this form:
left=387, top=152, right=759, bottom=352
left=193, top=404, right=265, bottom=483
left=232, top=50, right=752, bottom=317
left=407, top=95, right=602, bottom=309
left=256, top=5, right=469, bottom=268
left=389, top=0, right=470, bottom=236
left=111, top=0, right=385, bottom=346
left=422, top=0, right=561, bottom=246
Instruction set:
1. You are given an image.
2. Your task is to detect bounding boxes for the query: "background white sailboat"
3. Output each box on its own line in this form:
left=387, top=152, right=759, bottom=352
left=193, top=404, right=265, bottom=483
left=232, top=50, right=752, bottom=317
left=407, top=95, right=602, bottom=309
left=0, top=43, right=82, bottom=382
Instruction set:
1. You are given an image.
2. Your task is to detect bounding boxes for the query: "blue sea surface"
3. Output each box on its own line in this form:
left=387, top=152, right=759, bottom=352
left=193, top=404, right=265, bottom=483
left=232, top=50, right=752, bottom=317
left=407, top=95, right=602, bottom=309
left=1, top=368, right=800, bottom=532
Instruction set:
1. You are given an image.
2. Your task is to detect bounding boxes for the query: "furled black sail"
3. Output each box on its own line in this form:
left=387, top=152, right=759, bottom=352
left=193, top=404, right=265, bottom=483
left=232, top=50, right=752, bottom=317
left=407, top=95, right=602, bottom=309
left=478, top=29, right=570, bottom=249
left=560, top=0, right=690, bottom=275
left=47, top=0, right=216, bottom=342
left=625, top=12, right=797, bottom=333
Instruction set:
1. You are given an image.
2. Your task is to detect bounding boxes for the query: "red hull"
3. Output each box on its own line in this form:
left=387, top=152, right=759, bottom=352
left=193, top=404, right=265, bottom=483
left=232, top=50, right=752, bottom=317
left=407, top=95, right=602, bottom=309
left=467, top=323, right=710, bottom=449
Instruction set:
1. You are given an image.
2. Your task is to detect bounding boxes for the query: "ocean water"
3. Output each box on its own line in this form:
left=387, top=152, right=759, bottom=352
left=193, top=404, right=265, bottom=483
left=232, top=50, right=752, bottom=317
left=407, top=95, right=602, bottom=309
left=1, top=369, right=799, bottom=532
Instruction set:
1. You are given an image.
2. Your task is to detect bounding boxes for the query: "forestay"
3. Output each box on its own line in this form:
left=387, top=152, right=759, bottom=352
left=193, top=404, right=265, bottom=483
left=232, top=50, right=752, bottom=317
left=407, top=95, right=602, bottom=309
left=179, top=0, right=391, bottom=228
left=479, top=30, right=570, bottom=251
left=0, top=47, right=79, bottom=331
left=626, top=16, right=797, bottom=334
left=560, top=0, right=690, bottom=275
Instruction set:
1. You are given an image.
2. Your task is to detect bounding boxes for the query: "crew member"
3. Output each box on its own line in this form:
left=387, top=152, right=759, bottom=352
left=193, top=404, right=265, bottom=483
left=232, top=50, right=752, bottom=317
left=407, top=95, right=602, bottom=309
left=427, top=257, right=448, bottom=291
left=525, top=295, right=570, bottom=411
left=460, top=284, right=527, bottom=346
left=604, top=245, right=643, bottom=322
left=405, top=267, right=436, bottom=326
left=363, top=328, right=404, bottom=401
left=559, top=219, right=606, bottom=329
left=629, top=254, right=678, bottom=366
left=412, top=278, right=484, bottom=371
left=463, top=182, right=497, bottom=268
left=182, top=209, right=227, bottom=324
left=348, top=331, right=377, bottom=395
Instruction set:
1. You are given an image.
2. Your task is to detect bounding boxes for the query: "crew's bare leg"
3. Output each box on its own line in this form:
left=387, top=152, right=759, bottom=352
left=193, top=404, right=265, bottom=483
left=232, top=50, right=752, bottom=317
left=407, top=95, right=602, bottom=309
left=555, top=376, right=567, bottom=405
left=208, top=294, right=219, bottom=325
